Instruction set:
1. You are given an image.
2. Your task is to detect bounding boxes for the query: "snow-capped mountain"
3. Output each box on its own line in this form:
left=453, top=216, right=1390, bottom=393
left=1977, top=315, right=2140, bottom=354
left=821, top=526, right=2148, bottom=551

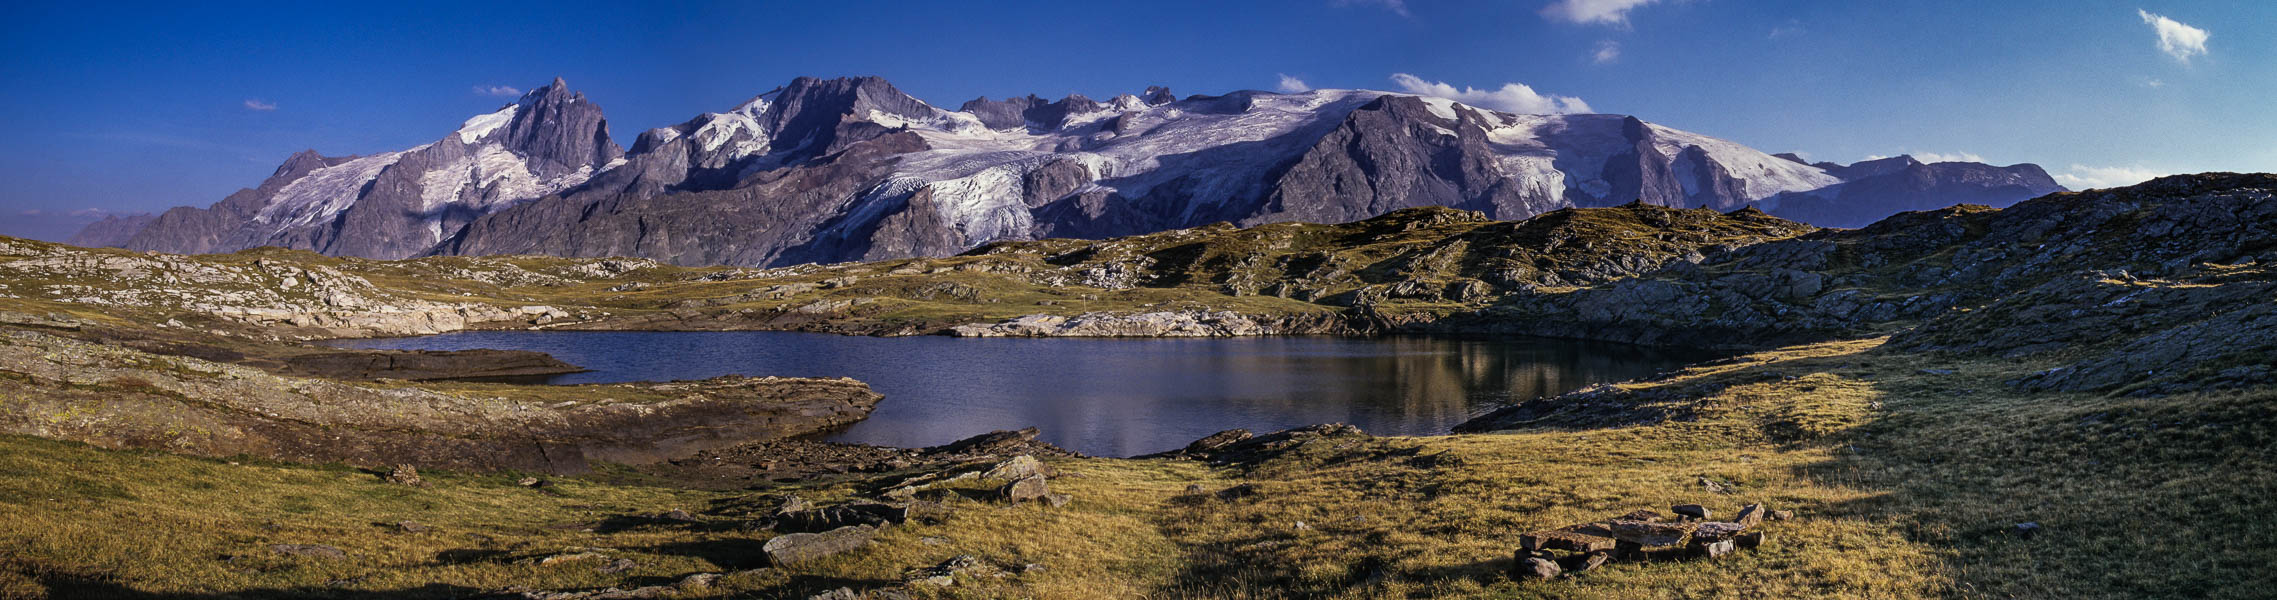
left=114, top=79, right=622, bottom=259
left=1757, top=154, right=2065, bottom=228
left=90, top=75, right=2063, bottom=267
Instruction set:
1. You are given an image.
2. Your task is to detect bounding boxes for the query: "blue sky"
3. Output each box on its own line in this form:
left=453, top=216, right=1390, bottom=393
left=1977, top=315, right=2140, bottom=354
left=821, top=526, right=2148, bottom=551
left=2, top=0, right=2269, bottom=240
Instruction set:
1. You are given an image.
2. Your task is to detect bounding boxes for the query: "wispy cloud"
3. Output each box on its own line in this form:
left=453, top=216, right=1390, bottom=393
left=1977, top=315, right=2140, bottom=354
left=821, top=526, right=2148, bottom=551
left=1276, top=74, right=1313, bottom=93
left=2137, top=9, right=2208, bottom=63
left=242, top=99, right=277, bottom=111
left=473, top=84, right=523, bottom=97
left=1541, top=0, right=1662, bottom=26
left=1769, top=20, right=1805, bottom=39
left=1388, top=73, right=1592, bottom=114
left=1333, top=0, right=1408, bottom=17
left=1591, top=40, right=1621, bottom=64
left=2054, top=164, right=2167, bottom=189
left=2145, top=77, right=2166, bottom=88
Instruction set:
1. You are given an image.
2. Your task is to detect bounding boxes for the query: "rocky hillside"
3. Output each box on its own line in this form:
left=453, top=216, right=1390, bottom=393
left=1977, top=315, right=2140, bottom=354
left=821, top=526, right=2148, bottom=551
left=85, top=76, right=2057, bottom=267
left=5, top=203, right=1817, bottom=342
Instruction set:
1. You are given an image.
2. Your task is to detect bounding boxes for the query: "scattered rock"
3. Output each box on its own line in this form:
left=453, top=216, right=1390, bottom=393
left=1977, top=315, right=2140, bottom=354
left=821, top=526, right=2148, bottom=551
left=655, top=510, right=698, bottom=523
left=1520, top=527, right=1617, bottom=553
left=1693, top=538, right=1736, bottom=559
left=533, top=552, right=607, bottom=566
left=1733, top=503, right=1766, bottom=527
left=1215, top=483, right=1260, bottom=501
left=269, top=544, right=346, bottom=559
left=1180, top=429, right=1255, bottom=455
left=920, top=536, right=949, bottom=546
left=1617, top=509, right=1665, bottom=522
left=518, top=477, right=546, bottom=488
left=1769, top=510, right=1795, bottom=521
left=2012, top=522, right=2043, bottom=540
left=1693, top=522, right=1749, bottom=543
left=995, top=475, right=1052, bottom=504
left=1513, top=556, right=1562, bottom=580
left=1735, top=531, right=1768, bottom=549
left=676, top=573, right=720, bottom=589
left=1607, top=520, right=1693, bottom=547
left=393, top=521, right=429, bottom=533
left=981, top=455, right=1055, bottom=481
left=1044, top=493, right=1072, bottom=508
left=385, top=464, right=425, bottom=487
left=905, top=555, right=1004, bottom=586
left=596, top=558, right=637, bottom=574
left=1671, top=504, right=1711, bottom=521
left=764, top=525, right=877, bottom=566
left=1699, top=477, right=1731, bottom=494
left=1556, top=551, right=1610, bottom=574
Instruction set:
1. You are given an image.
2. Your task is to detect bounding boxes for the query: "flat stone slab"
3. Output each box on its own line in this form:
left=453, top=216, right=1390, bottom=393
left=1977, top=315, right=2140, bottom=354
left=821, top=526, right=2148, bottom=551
left=1693, top=521, right=1751, bottom=543
left=1520, top=524, right=1617, bottom=553
left=1608, top=519, right=1696, bottom=547
left=764, top=524, right=876, bottom=566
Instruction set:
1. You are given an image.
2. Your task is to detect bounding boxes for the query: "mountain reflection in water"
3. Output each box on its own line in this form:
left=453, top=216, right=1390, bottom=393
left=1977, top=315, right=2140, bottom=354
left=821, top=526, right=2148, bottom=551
left=331, top=331, right=1710, bottom=457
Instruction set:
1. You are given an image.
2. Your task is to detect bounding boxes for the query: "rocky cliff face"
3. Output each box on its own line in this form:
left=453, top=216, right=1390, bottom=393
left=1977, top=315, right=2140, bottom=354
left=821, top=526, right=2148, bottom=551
left=86, top=75, right=2062, bottom=268
left=111, top=80, right=623, bottom=259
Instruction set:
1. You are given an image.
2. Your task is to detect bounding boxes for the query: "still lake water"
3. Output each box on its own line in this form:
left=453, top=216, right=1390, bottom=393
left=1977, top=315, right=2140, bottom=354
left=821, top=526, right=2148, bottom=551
left=330, top=331, right=1708, bottom=457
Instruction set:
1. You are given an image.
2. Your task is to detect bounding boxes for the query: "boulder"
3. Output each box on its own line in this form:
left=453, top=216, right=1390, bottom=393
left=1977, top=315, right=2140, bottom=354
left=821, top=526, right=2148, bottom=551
left=995, top=475, right=1051, bottom=504
left=1736, top=531, right=1768, bottom=549
left=1733, top=503, right=1766, bottom=527
left=1769, top=510, right=1794, bottom=521
left=1692, top=522, right=1749, bottom=543
left=981, top=455, right=1055, bottom=481
left=1556, top=551, right=1610, bottom=573
left=1693, top=538, right=1736, bottom=559
left=764, top=525, right=878, bottom=566
left=1044, top=493, right=1072, bottom=508
left=385, top=464, right=425, bottom=487
left=1671, top=504, right=1711, bottom=521
left=1513, top=556, right=1562, bottom=580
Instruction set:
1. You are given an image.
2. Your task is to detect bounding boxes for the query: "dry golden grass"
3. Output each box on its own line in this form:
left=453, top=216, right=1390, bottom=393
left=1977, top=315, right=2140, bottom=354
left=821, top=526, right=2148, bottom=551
left=3, top=337, right=2272, bottom=599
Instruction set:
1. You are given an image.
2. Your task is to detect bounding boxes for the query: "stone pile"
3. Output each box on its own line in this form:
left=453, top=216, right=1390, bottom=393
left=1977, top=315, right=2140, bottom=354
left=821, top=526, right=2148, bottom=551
left=1514, top=502, right=1792, bottom=580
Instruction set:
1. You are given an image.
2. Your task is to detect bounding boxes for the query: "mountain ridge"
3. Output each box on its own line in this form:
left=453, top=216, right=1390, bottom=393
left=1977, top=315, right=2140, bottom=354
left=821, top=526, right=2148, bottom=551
left=86, top=75, right=2064, bottom=266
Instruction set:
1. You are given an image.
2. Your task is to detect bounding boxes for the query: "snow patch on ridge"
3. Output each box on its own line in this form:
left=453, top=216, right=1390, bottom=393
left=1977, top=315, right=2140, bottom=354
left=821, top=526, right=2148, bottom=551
left=457, top=105, right=517, bottom=144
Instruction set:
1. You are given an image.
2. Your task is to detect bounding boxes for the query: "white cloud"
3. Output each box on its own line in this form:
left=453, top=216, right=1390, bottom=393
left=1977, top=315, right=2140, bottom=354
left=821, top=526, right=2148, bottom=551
left=1276, top=74, right=1312, bottom=93
left=2137, top=9, right=2208, bottom=63
left=474, top=85, right=523, bottom=97
left=1542, top=0, right=1662, bottom=26
left=2053, top=164, right=2167, bottom=189
left=1334, top=0, right=1408, bottom=17
left=242, top=99, right=277, bottom=111
left=1592, top=40, right=1621, bottom=64
left=2145, top=77, right=2166, bottom=88
left=1388, top=73, right=1592, bottom=114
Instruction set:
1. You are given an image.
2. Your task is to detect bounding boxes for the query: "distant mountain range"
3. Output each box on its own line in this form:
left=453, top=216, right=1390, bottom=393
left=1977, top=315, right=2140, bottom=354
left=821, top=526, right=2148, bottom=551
left=75, top=76, right=2065, bottom=266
